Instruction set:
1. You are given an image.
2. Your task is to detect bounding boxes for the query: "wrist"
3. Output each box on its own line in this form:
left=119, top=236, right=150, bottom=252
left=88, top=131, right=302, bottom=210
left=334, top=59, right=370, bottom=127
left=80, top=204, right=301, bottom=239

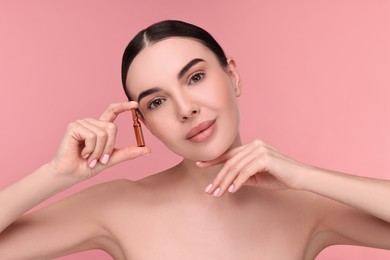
left=289, top=163, right=320, bottom=191
left=294, top=164, right=328, bottom=192
left=43, top=161, right=83, bottom=188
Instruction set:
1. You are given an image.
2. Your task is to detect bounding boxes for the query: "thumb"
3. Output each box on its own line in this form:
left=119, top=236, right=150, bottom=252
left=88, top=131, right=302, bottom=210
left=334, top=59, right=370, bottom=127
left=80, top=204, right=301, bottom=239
left=107, top=146, right=151, bottom=167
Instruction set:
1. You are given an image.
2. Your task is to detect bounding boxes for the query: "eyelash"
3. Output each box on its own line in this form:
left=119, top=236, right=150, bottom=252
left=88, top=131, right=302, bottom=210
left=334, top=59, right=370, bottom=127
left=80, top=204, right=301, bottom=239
left=146, top=72, right=206, bottom=111
left=188, top=72, right=206, bottom=85
left=146, top=98, right=166, bottom=111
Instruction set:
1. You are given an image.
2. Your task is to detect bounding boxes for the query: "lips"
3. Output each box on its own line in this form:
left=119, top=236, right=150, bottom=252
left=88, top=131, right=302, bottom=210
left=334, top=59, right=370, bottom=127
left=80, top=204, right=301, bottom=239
left=185, top=119, right=216, bottom=143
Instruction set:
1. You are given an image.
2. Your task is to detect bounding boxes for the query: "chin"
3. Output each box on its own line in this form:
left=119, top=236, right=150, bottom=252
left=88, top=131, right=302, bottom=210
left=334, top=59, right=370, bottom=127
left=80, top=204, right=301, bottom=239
left=190, top=150, right=225, bottom=162
left=177, top=132, right=241, bottom=162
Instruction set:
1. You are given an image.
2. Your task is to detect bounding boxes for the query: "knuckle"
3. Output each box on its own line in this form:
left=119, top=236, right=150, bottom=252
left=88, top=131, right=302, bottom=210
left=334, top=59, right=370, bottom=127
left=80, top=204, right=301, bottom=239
left=221, top=177, right=234, bottom=187
left=85, top=132, right=96, bottom=140
left=255, top=145, right=267, bottom=155
left=224, top=161, right=235, bottom=170
left=229, top=166, right=240, bottom=174
left=108, top=103, right=120, bottom=114
left=105, top=143, right=115, bottom=152
left=67, top=121, right=77, bottom=130
left=240, top=167, right=252, bottom=178
left=108, top=103, right=117, bottom=111
left=96, top=130, right=108, bottom=139
left=106, top=122, right=118, bottom=132
left=212, top=177, right=222, bottom=186
left=219, top=181, right=229, bottom=190
left=253, top=139, right=264, bottom=147
left=75, top=119, right=84, bottom=125
left=86, top=133, right=97, bottom=141
left=261, top=152, right=271, bottom=163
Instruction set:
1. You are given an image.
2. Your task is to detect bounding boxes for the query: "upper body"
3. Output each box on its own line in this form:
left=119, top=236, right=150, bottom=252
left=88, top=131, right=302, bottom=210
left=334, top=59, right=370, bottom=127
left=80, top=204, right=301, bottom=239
left=0, top=20, right=390, bottom=259
left=2, top=162, right=389, bottom=260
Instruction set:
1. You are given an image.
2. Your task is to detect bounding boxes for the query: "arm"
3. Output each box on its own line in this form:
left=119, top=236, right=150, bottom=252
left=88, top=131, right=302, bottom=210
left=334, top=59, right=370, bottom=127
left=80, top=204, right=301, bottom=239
left=0, top=177, right=118, bottom=259
left=197, top=139, right=390, bottom=249
left=0, top=163, right=77, bottom=234
left=302, top=168, right=390, bottom=249
left=0, top=102, right=150, bottom=258
left=302, top=167, right=390, bottom=224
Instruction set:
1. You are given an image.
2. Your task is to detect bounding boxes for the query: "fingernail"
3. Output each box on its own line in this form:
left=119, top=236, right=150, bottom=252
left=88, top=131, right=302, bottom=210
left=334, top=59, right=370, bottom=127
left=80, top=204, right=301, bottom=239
left=205, top=184, right=213, bottom=193
left=129, top=101, right=138, bottom=105
left=83, top=153, right=90, bottom=159
left=100, top=154, right=110, bottom=164
left=89, top=159, right=97, bottom=168
left=213, top=187, right=221, bottom=197
left=228, top=184, right=234, bottom=193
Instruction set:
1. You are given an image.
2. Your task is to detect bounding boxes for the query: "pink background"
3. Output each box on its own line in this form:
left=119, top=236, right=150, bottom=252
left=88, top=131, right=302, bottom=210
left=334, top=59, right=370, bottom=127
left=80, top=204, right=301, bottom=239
left=1, top=0, right=389, bottom=259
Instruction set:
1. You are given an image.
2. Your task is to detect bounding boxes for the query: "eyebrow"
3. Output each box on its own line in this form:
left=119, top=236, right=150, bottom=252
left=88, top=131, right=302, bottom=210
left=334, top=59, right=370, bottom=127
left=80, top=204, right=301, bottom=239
left=137, top=58, right=205, bottom=103
left=177, top=58, right=205, bottom=80
left=137, top=87, right=162, bottom=103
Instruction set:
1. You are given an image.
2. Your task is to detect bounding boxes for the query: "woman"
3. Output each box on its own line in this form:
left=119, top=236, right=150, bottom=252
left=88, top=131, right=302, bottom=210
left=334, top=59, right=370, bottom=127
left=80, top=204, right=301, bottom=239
left=0, top=20, right=389, bottom=259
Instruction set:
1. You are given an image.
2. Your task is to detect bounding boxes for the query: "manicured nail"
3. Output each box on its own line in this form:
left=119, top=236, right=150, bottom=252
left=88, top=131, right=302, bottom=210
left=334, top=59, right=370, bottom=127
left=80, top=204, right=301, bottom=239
left=100, top=154, right=110, bottom=164
left=213, top=187, right=221, bottom=197
left=205, top=184, right=213, bottom=193
left=88, top=159, right=97, bottom=168
left=228, top=184, right=234, bottom=193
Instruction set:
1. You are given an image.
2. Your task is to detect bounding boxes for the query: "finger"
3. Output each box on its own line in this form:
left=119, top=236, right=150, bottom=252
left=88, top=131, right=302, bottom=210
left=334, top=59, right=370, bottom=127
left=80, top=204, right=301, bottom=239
left=213, top=154, right=259, bottom=197
left=230, top=144, right=275, bottom=192
left=106, top=146, right=151, bottom=167
left=99, top=101, right=138, bottom=122
left=206, top=144, right=259, bottom=197
left=66, top=121, right=98, bottom=163
left=77, top=119, right=108, bottom=168
left=203, top=139, right=269, bottom=165
left=196, top=145, right=246, bottom=168
left=206, top=141, right=272, bottom=196
left=79, top=118, right=118, bottom=165
left=99, top=122, right=117, bottom=164
left=231, top=159, right=267, bottom=192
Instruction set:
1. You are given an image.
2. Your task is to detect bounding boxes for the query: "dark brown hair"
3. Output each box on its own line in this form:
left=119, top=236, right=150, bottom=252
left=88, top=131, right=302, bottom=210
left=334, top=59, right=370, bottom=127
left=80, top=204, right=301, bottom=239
left=121, top=20, right=228, bottom=100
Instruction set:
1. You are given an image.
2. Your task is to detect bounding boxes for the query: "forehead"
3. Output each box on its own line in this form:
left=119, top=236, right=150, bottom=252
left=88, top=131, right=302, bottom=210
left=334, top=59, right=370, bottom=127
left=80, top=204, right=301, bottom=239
left=126, top=37, right=216, bottom=96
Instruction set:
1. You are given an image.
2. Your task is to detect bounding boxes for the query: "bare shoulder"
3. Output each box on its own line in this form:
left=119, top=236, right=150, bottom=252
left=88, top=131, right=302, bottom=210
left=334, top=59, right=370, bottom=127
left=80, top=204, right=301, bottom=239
left=83, top=167, right=179, bottom=212
left=74, top=167, right=175, bottom=199
left=62, top=178, right=136, bottom=205
left=0, top=179, right=144, bottom=260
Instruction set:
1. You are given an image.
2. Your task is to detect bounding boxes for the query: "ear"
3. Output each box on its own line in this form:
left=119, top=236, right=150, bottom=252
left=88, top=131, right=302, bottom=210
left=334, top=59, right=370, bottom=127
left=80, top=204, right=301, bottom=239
left=226, top=58, right=241, bottom=97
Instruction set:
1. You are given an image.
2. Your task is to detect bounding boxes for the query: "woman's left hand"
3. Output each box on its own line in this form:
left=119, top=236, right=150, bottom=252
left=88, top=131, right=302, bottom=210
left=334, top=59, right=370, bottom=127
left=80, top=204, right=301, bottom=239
left=197, top=139, right=312, bottom=197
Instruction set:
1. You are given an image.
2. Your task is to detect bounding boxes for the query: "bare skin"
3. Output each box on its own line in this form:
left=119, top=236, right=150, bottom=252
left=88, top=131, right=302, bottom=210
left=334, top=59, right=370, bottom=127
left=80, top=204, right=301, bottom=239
left=2, top=158, right=389, bottom=259
left=1, top=37, right=390, bottom=259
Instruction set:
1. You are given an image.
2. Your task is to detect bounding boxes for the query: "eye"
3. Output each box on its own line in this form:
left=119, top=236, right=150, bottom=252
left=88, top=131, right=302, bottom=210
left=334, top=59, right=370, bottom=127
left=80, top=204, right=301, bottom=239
left=188, top=72, right=205, bottom=85
left=147, top=98, right=166, bottom=110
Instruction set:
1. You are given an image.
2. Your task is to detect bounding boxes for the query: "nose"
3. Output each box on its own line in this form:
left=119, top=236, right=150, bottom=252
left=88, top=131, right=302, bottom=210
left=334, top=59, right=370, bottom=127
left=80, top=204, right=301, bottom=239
left=179, top=107, right=200, bottom=121
left=176, top=93, right=200, bottom=122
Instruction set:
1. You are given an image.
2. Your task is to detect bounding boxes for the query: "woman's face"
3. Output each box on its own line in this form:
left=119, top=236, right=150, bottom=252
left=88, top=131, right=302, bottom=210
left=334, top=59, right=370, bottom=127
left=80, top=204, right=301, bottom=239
left=126, top=37, right=241, bottom=161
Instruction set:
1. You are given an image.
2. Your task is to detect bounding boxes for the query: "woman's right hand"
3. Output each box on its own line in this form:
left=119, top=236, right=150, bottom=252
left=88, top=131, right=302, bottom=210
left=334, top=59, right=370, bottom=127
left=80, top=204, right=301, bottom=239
left=49, top=101, right=150, bottom=181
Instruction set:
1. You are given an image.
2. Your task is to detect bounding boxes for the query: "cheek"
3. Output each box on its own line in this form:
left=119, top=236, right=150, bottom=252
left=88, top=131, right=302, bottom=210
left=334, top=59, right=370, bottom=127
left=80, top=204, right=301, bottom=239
left=200, top=76, right=238, bottom=111
left=147, top=121, right=189, bottom=157
left=145, top=119, right=174, bottom=141
left=144, top=115, right=183, bottom=151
